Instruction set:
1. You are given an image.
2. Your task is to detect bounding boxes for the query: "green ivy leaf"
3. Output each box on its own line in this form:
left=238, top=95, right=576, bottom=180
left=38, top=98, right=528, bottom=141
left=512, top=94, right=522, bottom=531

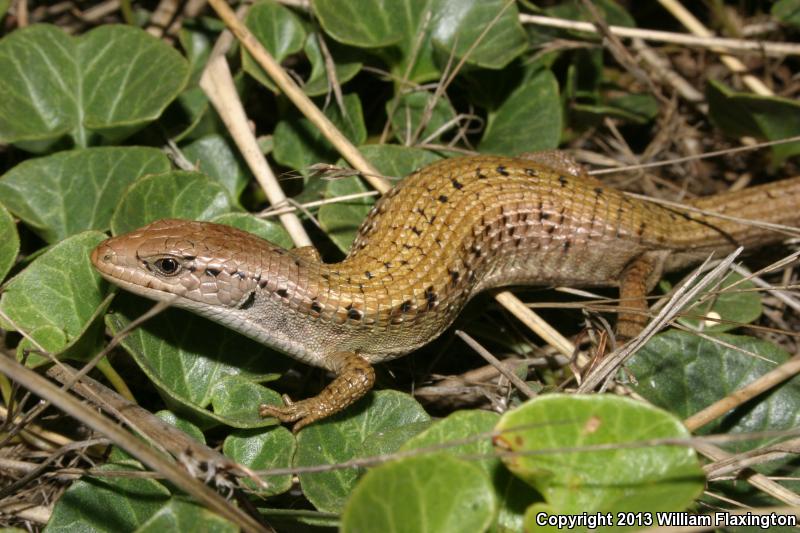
left=0, top=147, right=170, bottom=243
left=629, top=331, right=800, bottom=505
left=136, top=498, right=237, bottom=533
left=223, top=426, right=296, bottom=496
left=0, top=231, right=107, bottom=354
left=401, top=410, right=539, bottom=532
left=243, top=0, right=307, bottom=92
left=341, top=454, right=496, bottom=533
left=480, top=69, right=562, bottom=155
left=313, top=0, right=527, bottom=82
left=44, top=462, right=173, bottom=533
left=295, top=390, right=430, bottom=512
left=104, top=293, right=290, bottom=428
left=772, top=0, right=800, bottom=29
left=0, top=24, right=189, bottom=149
left=387, top=91, right=457, bottom=145
left=629, top=331, right=800, bottom=447
left=273, top=93, right=366, bottom=171
left=46, top=416, right=236, bottom=533
left=0, top=202, right=19, bottom=282
left=303, top=33, right=362, bottom=97
left=318, top=145, right=442, bottom=252
left=707, top=79, right=800, bottom=166
left=494, top=394, right=704, bottom=523
left=181, top=135, right=251, bottom=202
left=678, top=272, right=762, bottom=333
left=110, top=171, right=238, bottom=235
left=210, top=375, right=283, bottom=426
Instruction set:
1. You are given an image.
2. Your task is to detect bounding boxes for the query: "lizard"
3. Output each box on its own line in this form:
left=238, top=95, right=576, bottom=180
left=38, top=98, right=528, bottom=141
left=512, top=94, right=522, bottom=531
left=91, top=154, right=800, bottom=430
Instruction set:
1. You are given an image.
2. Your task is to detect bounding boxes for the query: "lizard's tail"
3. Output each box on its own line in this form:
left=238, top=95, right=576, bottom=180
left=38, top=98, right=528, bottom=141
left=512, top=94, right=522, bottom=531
left=688, top=175, right=800, bottom=250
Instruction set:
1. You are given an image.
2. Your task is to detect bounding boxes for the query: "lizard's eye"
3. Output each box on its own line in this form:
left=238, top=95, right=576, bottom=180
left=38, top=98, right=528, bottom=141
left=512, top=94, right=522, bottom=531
left=152, top=258, right=181, bottom=277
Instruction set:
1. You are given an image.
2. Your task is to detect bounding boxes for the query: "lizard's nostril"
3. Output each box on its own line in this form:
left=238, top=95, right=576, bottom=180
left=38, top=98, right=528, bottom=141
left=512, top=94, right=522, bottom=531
left=91, top=243, right=115, bottom=266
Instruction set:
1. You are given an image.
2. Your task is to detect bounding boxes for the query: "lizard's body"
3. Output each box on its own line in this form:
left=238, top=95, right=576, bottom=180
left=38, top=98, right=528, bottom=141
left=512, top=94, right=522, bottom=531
left=92, top=155, right=800, bottom=429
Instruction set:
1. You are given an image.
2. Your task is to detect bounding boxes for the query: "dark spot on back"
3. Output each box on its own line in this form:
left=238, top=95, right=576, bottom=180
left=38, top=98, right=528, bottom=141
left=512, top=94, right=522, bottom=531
left=412, top=226, right=422, bottom=236
left=259, top=279, right=268, bottom=288
left=496, top=165, right=509, bottom=176
left=563, top=240, right=571, bottom=252
left=365, top=271, right=373, bottom=279
left=347, top=308, right=363, bottom=320
left=425, top=286, right=438, bottom=308
left=525, top=168, right=538, bottom=177
left=400, top=300, right=413, bottom=313
left=449, top=269, right=460, bottom=286
left=235, top=271, right=247, bottom=280
left=594, top=187, right=603, bottom=195
left=310, top=301, right=323, bottom=313
left=451, top=178, right=463, bottom=189
left=558, top=175, right=568, bottom=187
left=206, top=268, right=220, bottom=277
left=438, top=194, right=448, bottom=203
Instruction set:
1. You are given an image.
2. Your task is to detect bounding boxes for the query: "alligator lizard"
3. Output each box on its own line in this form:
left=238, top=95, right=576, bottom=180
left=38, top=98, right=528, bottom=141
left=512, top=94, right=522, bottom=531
left=92, top=153, right=800, bottom=430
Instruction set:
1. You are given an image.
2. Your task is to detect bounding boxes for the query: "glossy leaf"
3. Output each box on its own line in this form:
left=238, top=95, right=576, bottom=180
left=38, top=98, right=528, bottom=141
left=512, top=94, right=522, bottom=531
left=243, top=0, right=307, bottom=92
left=401, top=410, right=539, bottom=532
left=0, top=24, right=189, bottom=148
left=0, top=147, right=170, bottom=243
left=44, top=462, right=173, bottom=533
left=318, top=145, right=442, bottom=252
left=479, top=69, right=562, bottom=155
left=772, top=0, right=800, bottom=28
left=110, top=171, right=237, bottom=235
left=628, top=331, right=800, bottom=448
left=303, top=33, right=362, bottom=97
left=678, top=272, right=762, bottom=333
left=104, top=293, right=290, bottom=428
left=0, top=231, right=107, bottom=354
left=46, top=416, right=236, bottom=533
left=313, top=0, right=527, bottom=82
left=223, top=426, right=296, bottom=496
left=494, top=394, right=704, bottom=519
left=210, top=375, right=283, bottom=426
left=387, top=91, right=457, bottom=145
left=707, top=79, right=800, bottom=166
left=341, top=454, right=496, bottom=533
left=295, top=390, right=430, bottom=512
left=273, top=93, right=366, bottom=171
left=181, top=135, right=251, bottom=202
left=0, top=202, right=18, bottom=282
left=136, top=499, right=236, bottom=533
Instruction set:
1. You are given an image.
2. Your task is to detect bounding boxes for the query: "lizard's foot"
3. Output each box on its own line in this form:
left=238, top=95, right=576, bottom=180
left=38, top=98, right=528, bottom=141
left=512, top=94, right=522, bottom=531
left=259, top=352, right=375, bottom=432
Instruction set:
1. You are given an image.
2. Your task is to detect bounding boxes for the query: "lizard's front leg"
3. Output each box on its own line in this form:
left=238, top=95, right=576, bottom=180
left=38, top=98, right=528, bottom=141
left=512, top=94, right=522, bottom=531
left=259, top=351, right=375, bottom=432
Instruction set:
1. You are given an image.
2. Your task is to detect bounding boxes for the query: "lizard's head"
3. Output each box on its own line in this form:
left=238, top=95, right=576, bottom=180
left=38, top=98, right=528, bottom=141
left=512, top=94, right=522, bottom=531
left=92, top=219, right=265, bottom=308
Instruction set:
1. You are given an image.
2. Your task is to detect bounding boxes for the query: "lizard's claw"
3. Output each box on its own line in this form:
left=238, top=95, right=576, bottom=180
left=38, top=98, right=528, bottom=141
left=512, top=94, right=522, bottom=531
left=260, top=395, right=322, bottom=432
